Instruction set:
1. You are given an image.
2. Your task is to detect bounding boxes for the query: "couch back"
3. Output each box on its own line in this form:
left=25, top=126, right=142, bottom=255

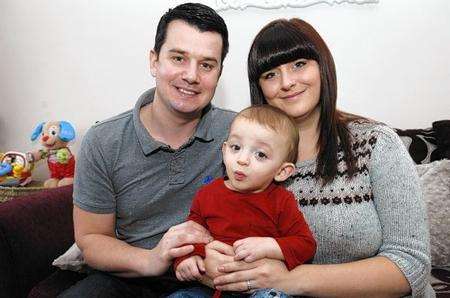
left=0, top=185, right=74, bottom=298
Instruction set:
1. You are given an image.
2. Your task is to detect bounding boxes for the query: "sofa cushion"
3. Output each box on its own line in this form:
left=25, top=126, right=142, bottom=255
left=28, top=269, right=86, bottom=298
left=395, top=127, right=439, bottom=164
left=0, top=185, right=74, bottom=298
left=416, top=159, right=450, bottom=266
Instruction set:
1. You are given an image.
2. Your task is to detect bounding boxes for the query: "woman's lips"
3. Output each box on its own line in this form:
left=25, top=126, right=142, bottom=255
left=281, top=90, right=305, bottom=100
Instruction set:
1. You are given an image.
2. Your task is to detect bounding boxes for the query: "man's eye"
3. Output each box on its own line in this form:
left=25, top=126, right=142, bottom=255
left=201, top=63, right=214, bottom=71
left=255, top=151, right=267, bottom=160
left=172, top=56, right=184, bottom=63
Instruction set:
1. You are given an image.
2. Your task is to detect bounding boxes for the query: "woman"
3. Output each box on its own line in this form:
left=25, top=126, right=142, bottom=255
left=206, top=19, right=434, bottom=297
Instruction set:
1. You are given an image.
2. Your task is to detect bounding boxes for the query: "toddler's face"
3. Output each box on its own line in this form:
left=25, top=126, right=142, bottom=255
left=222, top=117, right=293, bottom=193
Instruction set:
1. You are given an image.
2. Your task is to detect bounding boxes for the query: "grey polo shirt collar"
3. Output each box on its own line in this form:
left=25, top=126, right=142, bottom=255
left=133, top=88, right=215, bottom=155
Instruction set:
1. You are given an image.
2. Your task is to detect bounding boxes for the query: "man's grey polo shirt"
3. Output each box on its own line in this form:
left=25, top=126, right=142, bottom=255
left=74, top=88, right=235, bottom=249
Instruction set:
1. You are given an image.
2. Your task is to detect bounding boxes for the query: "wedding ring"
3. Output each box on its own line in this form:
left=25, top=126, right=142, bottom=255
left=246, top=280, right=252, bottom=291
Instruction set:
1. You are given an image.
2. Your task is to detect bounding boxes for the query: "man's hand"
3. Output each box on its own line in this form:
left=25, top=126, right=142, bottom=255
left=233, top=237, right=283, bottom=262
left=204, top=240, right=235, bottom=278
left=175, top=256, right=205, bottom=281
left=150, top=221, right=212, bottom=276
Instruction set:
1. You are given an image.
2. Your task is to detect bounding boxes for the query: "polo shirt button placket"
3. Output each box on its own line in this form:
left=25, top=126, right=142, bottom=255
left=169, top=150, right=185, bottom=185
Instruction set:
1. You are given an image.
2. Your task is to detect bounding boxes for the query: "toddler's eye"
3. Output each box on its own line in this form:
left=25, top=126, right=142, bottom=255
left=230, top=144, right=240, bottom=152
left=255, top=151, right=267, bottom=160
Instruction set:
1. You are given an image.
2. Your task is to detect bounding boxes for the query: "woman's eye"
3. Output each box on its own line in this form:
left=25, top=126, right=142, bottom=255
left=293, top=60, right=306, bottom=69
left=262, top=72, right=276, bottom=80
left=255, top=151, right=267, bottom=160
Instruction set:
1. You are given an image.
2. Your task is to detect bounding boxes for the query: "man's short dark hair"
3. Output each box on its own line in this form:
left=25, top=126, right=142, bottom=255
left=154, top=3, right=229, bottom=65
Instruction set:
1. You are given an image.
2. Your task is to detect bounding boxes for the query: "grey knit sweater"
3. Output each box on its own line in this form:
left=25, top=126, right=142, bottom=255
left=285, top=121, right=434, bottom=297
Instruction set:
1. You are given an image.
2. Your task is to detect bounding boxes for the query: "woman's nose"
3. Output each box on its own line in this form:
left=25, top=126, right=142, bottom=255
left=281, top=71, right=296, bottom=90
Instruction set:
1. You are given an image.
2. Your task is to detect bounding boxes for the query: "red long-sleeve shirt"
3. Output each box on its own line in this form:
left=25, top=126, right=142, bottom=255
left=174, top=178, right=316, bottom=270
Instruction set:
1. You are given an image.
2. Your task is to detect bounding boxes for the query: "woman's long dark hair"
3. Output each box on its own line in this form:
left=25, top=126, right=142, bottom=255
left=248, top=18, right=359, bottom=185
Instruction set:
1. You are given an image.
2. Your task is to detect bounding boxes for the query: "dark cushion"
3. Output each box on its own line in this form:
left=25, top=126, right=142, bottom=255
left=394, top=127, right=440, bottom=164
left=0, top=185, right=74, bottom=298
left=433, top=120, right=450, bottom=160
left=28, top=270, right=86, bottom=298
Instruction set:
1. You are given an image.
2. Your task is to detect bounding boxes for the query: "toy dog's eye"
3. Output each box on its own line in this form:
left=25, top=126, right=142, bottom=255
left=51, top=131, right=56, bottom=135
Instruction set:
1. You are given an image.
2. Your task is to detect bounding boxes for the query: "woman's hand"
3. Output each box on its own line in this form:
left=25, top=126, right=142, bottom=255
left=204, top=240, right=235, bottom=278
left=213, top=258, right=289, bottom=293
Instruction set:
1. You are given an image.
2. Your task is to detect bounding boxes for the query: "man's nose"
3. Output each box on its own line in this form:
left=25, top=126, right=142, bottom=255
left=182, top=62, right=199, bottom=84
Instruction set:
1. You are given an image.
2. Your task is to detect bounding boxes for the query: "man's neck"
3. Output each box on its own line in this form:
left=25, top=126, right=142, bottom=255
left=140, top=99, right=202, bottom=150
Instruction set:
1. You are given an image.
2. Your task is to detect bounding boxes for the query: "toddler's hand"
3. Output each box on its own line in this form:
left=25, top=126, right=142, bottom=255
left=233, top=237, right=281, bottom=262
left=175, top=256, right=205, bottom=281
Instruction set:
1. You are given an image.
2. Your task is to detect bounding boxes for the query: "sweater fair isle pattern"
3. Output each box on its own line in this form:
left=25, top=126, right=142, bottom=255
left=285, top=121, right=433, bottom=297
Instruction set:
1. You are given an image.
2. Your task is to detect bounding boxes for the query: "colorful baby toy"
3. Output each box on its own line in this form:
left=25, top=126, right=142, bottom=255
left=28, top=121, right=76, bottom=188
left=0, top=151, right=34, bottom=186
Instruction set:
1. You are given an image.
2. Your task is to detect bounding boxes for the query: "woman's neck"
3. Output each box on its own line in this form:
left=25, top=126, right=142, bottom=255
left=296, top=107, right=321, bottom=163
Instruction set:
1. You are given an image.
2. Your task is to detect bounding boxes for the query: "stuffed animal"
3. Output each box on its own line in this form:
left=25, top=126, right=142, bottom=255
left=28, top=121, right=76, bottom=188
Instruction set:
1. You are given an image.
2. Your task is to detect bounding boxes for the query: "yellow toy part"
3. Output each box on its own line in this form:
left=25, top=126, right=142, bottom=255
left=0, top=151, right=34, bottom=187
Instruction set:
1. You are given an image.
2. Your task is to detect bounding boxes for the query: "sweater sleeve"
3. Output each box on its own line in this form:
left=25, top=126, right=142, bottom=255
left=369, top=126, right=431, bottom=297
left=173, top=190, right=208, bottom=270
left=275, top=192, right=316, bottom=270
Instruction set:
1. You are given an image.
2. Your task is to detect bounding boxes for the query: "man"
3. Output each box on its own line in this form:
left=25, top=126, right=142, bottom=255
left=61, top=3, right=234, bottom=296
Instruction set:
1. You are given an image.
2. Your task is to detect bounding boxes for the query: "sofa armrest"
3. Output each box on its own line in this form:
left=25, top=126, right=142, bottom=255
left=0, top=185, right=74, bottom=298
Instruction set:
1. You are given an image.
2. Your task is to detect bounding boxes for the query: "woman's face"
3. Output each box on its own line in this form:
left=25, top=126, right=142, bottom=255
left=259, top=59, right=321, bottom=123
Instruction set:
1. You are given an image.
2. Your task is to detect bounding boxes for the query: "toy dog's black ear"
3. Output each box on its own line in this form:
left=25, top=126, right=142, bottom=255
left=31, top=122, right=45, bottom=141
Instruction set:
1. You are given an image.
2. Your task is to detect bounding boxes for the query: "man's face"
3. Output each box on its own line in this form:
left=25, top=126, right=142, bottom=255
left=150, top=20, right=223, bottom=118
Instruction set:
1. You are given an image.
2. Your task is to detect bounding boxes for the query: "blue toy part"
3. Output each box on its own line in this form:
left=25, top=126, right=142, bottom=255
left=59, top=121, right=75, bottom=142
left=31, top=122, right=45, bottom=141
left=0, top=162, right=12, bottom=176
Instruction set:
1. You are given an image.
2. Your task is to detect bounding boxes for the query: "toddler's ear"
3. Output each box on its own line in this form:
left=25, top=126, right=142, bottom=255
left=274, top=162, right=295, bottom=182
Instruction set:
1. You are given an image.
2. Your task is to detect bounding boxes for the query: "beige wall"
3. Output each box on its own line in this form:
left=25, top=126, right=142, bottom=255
left=1, top=0, right=449, bottom=179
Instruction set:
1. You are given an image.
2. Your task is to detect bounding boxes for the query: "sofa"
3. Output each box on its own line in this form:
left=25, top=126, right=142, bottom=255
left=0, top=121, right=448, bottom=298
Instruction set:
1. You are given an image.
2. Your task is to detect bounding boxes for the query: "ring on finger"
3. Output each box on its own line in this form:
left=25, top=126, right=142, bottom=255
left=246, top=280, right=253, bottom=291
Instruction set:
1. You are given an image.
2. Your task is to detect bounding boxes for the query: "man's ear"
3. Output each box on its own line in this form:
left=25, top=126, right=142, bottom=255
left=274, top=162, right=295, bottom=182
left=149, top=49, right=158, bottom=77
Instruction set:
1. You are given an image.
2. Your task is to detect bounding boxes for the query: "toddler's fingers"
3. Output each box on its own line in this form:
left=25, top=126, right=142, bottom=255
left=175, top=270, right=184, bottom=281
left=233, top=239, right=244, bottom=249
left=244, top=254, right=256, bottom=263
left=197, top=258, right=206, bottom=272
left=188, top=263, right=202, bottom=279
left=234, top=249, right=248, bottom=261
